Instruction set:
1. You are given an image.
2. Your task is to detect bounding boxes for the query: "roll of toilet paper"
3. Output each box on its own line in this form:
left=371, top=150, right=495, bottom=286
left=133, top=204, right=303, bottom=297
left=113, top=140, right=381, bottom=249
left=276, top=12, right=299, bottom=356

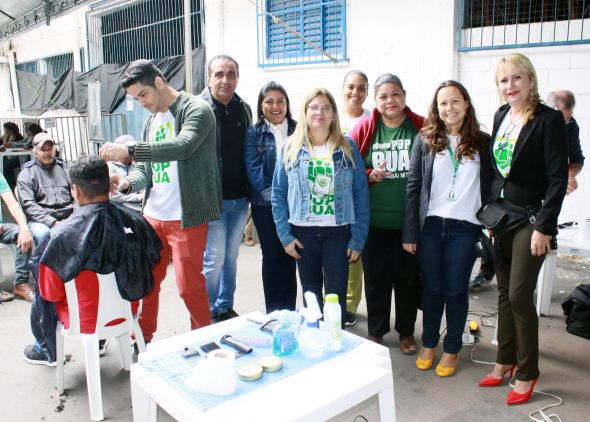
left=185, top=349, right=236, bottom=396
left=581, top=218, right=590, bottom=241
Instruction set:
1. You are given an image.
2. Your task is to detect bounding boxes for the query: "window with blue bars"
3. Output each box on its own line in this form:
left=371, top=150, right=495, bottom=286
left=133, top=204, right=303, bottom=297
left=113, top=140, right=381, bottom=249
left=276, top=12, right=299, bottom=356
left=257, top=0, right=347, bottom=67
left=459, top=0, right=590, bottom=51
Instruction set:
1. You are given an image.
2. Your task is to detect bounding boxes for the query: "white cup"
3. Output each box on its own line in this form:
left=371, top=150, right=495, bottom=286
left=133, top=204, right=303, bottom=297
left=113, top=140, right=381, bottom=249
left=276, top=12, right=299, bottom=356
left=580, top=218, right=590, bottom=241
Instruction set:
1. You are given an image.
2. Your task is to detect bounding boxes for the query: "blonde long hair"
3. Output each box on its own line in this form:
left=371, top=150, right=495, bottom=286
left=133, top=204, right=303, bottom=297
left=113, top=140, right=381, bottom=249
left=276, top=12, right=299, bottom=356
left=283, top=88, right=353, bottom=166
left=495, top=53, right=540, bottom=124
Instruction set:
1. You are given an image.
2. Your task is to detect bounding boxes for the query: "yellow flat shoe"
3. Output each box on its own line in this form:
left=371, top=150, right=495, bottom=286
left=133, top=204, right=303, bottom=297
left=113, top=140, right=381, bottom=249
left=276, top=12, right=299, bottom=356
left=416, top=348, right=436, bottom=370
left=435, top=354, right=458, bottom=377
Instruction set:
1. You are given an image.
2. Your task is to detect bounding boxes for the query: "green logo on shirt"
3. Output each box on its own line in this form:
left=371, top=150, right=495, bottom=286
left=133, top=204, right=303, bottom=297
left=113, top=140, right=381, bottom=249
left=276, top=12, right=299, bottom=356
left=493, top=140, right=515, bottom=171
left=308, top=158, right=334, bottom=216
left=151, top=121, right=174, bottom=184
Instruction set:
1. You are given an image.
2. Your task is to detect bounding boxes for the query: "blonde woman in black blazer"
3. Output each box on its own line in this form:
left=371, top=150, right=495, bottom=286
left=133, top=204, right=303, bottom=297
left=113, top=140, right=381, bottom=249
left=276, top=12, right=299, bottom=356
left=478, top=53, right=568, bottom=405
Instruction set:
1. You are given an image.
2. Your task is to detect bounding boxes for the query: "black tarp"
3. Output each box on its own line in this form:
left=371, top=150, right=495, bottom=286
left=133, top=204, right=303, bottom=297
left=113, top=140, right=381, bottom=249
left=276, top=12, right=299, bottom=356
left=16, top=46, right=206, bottom=116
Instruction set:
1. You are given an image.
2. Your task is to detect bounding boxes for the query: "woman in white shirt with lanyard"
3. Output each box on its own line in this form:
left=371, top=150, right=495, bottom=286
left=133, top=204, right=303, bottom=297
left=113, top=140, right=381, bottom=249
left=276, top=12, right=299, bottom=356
left=403, top=80, right=491, bottom=377
left=272, top=88, right=369, bottom=322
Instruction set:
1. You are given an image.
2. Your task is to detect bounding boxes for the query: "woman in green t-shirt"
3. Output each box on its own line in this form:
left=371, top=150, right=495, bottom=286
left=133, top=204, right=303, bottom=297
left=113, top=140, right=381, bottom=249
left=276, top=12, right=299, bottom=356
left=349, top=74, right=424, bottom=354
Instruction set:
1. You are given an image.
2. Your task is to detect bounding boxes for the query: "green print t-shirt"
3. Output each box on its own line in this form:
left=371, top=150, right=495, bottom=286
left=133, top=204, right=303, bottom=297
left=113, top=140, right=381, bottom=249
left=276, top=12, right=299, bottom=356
left=301, top=144, right=337, bottom=226
left=493, top=114, right=523, bottom=178
left=142, top=110, right=182, bottom=221
left=365, top=117, right=417, bottom=229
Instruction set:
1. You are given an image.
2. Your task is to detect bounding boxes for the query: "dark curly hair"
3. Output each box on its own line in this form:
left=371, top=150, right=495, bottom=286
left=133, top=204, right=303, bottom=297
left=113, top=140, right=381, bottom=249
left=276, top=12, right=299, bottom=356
left=421, top=80, right=488, bottom=160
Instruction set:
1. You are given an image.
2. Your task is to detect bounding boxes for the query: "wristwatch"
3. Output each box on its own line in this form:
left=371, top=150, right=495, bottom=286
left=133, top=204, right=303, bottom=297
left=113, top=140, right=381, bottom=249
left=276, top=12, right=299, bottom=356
left=125, top=139, right=137, bottom=158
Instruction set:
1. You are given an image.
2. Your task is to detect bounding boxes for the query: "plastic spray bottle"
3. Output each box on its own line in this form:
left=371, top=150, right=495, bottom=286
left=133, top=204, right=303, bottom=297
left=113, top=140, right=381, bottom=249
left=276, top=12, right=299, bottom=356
left=298, top=293, right=326, bottom=357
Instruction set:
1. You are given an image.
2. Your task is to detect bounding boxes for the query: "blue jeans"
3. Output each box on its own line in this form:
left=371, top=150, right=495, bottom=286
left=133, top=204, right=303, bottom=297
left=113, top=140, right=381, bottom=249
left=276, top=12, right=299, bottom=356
left=28, top=221, right=51, bottom=247
left=29, top=236, right=58, bottom=362
left=417, top=216, right=481, bottom=354
left=251, top=205, right=297, bottom=313
left=1, top=223, right=32, bottom=285
left=291, top=224, right=350, bottom=325
left=204, top=198, right=249, bottom=315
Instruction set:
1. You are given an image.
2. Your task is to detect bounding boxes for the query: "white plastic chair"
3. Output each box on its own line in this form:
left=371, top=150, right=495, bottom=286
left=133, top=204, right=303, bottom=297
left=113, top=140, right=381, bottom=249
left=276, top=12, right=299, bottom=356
left=56, top=272, right=146, bottom=421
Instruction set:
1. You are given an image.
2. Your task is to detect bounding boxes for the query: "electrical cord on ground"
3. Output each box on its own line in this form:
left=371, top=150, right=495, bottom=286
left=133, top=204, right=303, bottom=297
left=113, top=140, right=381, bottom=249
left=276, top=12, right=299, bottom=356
left=503, top=380, right=564, bottom=422
left=466, top=309, right=565, bottom=422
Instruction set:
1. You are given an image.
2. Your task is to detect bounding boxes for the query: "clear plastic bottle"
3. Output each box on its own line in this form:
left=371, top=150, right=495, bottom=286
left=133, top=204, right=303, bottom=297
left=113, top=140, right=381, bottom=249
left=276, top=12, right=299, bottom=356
left=298, top=318, right=326, bottom=357
left=323, top=294, right=342, bottom=351
left=272, top=310, right=298, bottom=356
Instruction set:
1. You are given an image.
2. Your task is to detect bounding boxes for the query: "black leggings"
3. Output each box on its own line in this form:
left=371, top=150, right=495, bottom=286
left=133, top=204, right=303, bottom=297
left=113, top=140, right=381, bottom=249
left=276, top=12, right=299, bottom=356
left=361, top=226, right=419, bottom=337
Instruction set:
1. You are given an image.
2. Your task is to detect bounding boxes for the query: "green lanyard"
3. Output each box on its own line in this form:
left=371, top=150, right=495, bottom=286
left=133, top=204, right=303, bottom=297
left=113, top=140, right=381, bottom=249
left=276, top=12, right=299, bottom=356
left=446, top=144, right=460, bottom=201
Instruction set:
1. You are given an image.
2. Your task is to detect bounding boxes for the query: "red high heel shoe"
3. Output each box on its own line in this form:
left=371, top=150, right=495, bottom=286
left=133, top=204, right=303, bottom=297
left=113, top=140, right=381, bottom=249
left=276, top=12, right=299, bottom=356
left=479, top=365, right=516, bottom=387
left=506, top=377, right=538, bottom=405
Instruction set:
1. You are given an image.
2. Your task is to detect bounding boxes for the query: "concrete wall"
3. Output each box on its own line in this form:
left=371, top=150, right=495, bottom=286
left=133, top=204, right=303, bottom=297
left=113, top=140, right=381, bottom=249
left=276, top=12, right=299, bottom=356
left=203, top=0, right=458, bottom=118
left=459, top=45, right=590, bottom=221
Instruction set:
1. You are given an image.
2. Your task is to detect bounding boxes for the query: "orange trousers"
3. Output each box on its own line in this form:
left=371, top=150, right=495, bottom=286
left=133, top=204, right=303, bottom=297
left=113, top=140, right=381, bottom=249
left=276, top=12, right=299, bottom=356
left=139, top=216, right=211, bottom=342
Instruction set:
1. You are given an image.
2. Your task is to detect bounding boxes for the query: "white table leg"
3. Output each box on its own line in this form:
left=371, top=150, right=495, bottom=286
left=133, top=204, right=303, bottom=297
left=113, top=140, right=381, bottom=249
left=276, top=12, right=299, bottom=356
left=491, top=316, right=498, bottom=346
left=378, top=386, right=396, bottom=422
left=131, top=371, right=157, bottom=422
left=536, top=251, right=557, bottom=316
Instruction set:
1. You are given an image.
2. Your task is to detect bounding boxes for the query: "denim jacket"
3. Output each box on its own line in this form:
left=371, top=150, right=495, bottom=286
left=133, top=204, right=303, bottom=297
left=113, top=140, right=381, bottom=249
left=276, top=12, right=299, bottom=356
left=244, top=120, right=296, bottom=206
left=271, top=137, right=370, bottom=252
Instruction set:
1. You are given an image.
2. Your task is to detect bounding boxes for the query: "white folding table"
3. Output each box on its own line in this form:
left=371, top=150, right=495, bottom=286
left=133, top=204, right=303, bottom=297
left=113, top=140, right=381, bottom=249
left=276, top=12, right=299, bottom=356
left=130, top=313, right=396, bottom=422
left=536, top=226, right=590, bottom=316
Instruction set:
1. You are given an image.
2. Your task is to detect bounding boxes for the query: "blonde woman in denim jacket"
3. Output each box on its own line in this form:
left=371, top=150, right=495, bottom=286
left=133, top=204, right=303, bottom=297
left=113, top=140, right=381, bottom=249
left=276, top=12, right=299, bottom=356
left=272, top=88, right=369, bottom=323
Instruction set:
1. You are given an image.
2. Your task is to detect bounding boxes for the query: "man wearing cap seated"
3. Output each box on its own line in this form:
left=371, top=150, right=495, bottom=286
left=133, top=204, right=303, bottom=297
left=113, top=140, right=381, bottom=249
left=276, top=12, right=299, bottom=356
left=16, top=133, right=74, bottom=248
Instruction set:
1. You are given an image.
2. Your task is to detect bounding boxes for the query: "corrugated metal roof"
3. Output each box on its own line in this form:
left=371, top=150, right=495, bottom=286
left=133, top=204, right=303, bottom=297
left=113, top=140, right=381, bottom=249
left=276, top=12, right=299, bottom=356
left=0, top=0, right=44, bottom=27
left=0, top=0, right=89, bottom=40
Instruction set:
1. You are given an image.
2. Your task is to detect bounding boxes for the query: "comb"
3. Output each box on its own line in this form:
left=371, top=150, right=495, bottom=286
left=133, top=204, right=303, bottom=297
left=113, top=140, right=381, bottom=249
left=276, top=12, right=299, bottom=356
left=200, top=341, right=221, bottom=354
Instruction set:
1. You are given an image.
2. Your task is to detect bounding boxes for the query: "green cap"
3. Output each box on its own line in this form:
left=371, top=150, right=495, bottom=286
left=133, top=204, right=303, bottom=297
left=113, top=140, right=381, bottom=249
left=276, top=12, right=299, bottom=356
left=325, top=294, right=339, bottom=303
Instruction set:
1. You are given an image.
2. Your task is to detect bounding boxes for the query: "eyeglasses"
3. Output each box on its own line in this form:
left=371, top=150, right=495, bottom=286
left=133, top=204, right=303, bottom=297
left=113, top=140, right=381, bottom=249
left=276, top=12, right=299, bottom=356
left=307, top=104, right=333, bottom=113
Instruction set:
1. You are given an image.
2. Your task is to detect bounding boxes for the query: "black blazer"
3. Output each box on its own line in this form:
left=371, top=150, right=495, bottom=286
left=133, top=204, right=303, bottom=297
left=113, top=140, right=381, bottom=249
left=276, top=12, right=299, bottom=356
left=489, top=103, right=568, bottom=235
left=403, top=132, right=492, bottom=244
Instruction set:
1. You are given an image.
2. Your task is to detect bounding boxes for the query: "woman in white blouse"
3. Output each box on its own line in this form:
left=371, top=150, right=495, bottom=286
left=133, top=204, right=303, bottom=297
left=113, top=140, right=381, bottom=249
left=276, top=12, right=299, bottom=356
left=243, top=81, right=298, bottom=313
left=339, top=70, right=371, bottom=136
left=339, top=70, right=371, bottom=326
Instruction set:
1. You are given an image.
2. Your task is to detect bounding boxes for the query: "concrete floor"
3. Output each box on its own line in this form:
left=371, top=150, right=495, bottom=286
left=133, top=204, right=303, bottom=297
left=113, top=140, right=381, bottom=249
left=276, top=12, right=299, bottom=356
left=0, top=243, right=588, bottom=422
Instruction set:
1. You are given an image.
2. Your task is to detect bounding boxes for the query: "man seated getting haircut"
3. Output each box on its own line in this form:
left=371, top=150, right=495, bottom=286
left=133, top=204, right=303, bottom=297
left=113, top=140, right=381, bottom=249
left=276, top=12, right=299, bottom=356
left=23, top=155, right=162, bottom=365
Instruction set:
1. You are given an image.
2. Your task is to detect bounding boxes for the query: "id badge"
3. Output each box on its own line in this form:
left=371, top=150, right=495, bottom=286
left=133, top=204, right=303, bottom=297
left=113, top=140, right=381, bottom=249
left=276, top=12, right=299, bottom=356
left=313, top=173, right=332, bottom=196
left=446, top=183, right=457, bottom=202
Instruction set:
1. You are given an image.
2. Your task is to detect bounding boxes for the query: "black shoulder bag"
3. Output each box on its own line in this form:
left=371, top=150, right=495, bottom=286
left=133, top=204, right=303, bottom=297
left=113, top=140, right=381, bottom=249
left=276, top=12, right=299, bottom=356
left=476, top=200, right=532, bottom=239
